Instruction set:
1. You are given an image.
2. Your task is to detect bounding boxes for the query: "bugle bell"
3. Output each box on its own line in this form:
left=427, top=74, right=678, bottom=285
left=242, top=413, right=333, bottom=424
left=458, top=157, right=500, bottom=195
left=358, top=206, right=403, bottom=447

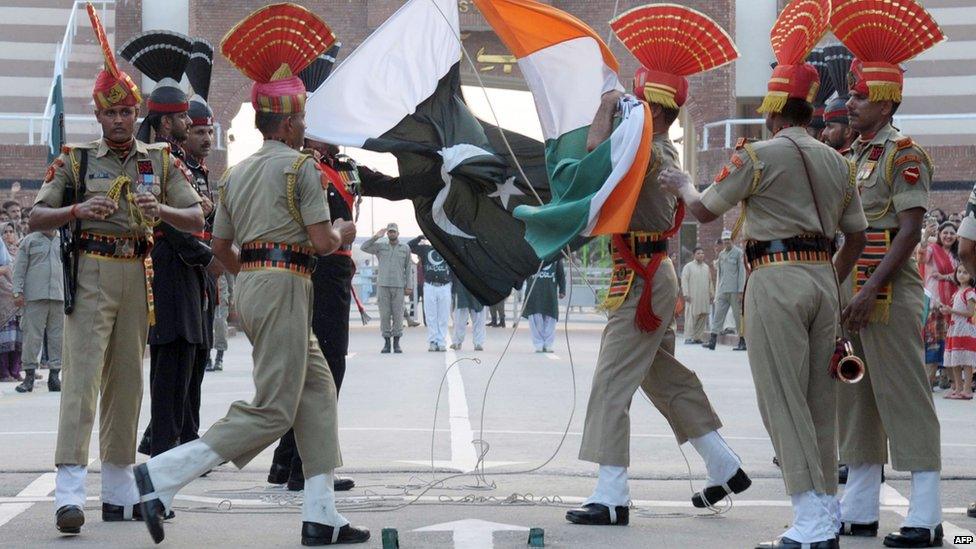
left=830, top=338, right=864, bottom=384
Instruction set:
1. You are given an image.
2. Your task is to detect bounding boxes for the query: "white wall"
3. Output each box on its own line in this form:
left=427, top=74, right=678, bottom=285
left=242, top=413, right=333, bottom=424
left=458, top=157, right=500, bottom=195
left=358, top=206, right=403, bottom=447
left=139, top=0, right=190, bottom=91
left=735, top=0, right=777, bottom=99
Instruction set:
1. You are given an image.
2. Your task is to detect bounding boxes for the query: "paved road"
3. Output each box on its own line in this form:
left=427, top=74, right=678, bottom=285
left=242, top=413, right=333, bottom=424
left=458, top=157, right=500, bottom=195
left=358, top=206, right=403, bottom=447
left=0, top=320, right=973, bottom=548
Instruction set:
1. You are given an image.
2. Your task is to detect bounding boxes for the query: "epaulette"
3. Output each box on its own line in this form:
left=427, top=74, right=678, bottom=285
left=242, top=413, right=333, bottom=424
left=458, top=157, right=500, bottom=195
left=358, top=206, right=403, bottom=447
left=734, top=137, right=752, bottom=150
left=145, top=142, right=171, bottom=151
left=896, top=137, right=914, bottom=150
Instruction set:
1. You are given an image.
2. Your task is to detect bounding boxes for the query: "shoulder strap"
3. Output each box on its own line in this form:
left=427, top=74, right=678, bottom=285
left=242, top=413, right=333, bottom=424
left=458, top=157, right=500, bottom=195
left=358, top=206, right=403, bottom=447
left=779, top=135, right=847, bottom=329
left=285, top=154, right=313, bottom=226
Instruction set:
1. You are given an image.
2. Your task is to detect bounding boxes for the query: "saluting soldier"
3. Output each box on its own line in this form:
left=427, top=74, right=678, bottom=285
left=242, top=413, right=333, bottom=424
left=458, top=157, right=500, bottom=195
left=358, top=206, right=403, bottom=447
left=563, top=6, right=750, bottom=528
left=120, top=30, right=211, bottom=458
left=132, top=5, right=368, bottom=545
left=831, top=1, right=947, bottom=546
left=28, top=3, right=204, bottom=535
left=661, top=1, right=868, bottom=546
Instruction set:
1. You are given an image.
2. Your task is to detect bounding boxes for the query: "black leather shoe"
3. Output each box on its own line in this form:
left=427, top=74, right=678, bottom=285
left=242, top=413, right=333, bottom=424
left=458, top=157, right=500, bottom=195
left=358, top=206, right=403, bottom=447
left=102, top=502, right=143, bottom=522
left=334, top=477, right=355, bottom=492
left=301, top=522, right=371, bottom=545
left=268, top=463, right=290, bottom=485
left=393, top=337, right=403, bottom=353
left=756, top=537, right=839, bottom=549
left=56, top=505, right=85, bottom=534
left=692, top=468, right=752, bottom=508
left=839, top=521, right=878, bottom=537
left=703, top=334, right=717, bottom=350
left=968, top=501, right=975, bottom=518
left=134, top=463, right=166, bottom=544
left=565, top=503, right=629, bottom=525
left=883, top=524, right=943, bottom=548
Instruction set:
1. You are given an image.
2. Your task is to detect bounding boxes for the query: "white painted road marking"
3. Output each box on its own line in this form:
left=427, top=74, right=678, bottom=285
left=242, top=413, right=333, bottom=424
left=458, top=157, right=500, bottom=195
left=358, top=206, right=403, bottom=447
left=415, top=518, right=527, bottom=549
left=880, top=484, right=974, bottom=548
left=0, top=471, right=56, bottom=528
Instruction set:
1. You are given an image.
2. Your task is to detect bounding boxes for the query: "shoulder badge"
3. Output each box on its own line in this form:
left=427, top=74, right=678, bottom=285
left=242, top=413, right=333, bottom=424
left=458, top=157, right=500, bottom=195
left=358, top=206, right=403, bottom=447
left=901, top=166, right=921, bottom=185
left=734, top=138, right=748, bottom=150
left=715, top=165, right=731, bottom=183
left=896, top=137, right=914, bottom=150
left=43, top=157, right=65, bottom=184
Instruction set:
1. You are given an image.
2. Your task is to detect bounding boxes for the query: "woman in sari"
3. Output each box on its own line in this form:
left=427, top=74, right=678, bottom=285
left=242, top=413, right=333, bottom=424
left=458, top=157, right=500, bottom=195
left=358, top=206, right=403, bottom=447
left=922, top=221, right=959, bottom=388
left=0, top=222, right=22, bottom=381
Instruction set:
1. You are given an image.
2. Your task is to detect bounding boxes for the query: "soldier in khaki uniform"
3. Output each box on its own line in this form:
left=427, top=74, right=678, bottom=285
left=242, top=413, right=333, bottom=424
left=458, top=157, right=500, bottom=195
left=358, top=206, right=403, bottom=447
left=132, top=5, right=369, bottom=545
left=831, top=2, right=947, bottom=546
left=27, top=3, right=204, bottom=535
left=662, top=2, right=868, bottom=546
left=564, top=6, right=749, bottom=528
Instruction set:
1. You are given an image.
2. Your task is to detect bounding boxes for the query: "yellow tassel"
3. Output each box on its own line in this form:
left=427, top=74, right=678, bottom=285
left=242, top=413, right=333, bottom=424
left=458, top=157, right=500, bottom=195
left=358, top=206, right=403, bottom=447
left=756, top=92, right=788, bottom=114
left=868, top=83, right=902, bottom=103
left=642, top=86, right=679, bottom=110
left=271, top=62, right=293, bottom=81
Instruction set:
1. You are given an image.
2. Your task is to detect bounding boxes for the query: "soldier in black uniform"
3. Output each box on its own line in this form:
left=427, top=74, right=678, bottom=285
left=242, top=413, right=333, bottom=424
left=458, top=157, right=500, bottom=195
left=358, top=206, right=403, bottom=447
left=120, top=31, right=214, bottom=456
left=180, top=39, right=222, bottom=444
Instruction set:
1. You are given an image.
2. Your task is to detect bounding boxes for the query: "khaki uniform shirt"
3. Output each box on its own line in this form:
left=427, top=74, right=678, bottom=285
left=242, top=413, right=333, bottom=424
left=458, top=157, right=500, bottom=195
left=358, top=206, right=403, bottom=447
left=361, top=236, right=411, bottom=288
left=848, top=123, right=931, bottom=230
left=630, top=132, right=680, bottom=233
left=701, top=127, right=867, bottom=240
left=716, top=246, right=746, bottom=294
left=35, top=138, right=201, bottom=236
left=12, top=231, right=63, bottom=301
left=213, top=140, right=330, bottom=247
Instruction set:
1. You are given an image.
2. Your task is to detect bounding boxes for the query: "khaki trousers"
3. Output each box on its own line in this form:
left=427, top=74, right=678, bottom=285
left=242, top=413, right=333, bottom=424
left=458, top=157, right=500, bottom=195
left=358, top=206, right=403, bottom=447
left=56, top=255, right=147, bottom=465
left=744, top=264, right=838, bottom=496
left=710, top=292, right=743, bottom=335
left=377, top=285, right=405, bottom=338
left=21, top=299, right=63, bottom=369
left=839, top=267, right=941, bottom=472
left=684, top=309, right=708, bottom=341
left=579, top=262, right=723, bottom=467
left=201, top=270, right=341, bottom=477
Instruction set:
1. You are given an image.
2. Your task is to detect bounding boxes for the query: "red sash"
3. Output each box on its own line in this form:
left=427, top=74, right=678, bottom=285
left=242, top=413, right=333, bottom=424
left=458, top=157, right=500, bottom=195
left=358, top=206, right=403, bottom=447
left=610, top=201, right=685, bottom=333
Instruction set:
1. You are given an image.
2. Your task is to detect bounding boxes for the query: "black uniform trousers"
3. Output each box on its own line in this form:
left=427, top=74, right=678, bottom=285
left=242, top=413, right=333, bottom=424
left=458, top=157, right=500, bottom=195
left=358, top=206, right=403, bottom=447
left=181, top=271, right=217, bottom=443
left=145, top=340, right=198, bottom=456
left=271, top=256, right=353, bottom=479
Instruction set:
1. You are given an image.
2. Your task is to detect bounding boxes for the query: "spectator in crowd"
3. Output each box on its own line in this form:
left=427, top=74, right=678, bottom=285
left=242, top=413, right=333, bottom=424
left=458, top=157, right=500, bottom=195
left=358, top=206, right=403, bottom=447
left=0, top=212, right=9, bottom=224
left=3, top=222, right=19, bottom=256
left=408, top=236, right=452, bottom=352
left=680, top=247, right=713, bottom=344
left=705, top=230, right=747, bottom=351
left=361, top=223, right=411, bottom=353
left=941, top=264, right=976, bottom=400
left=929, top=208, right=947, bottom=225
left=3, top=201, right=21, bottom=224
left=921, top=220, right=958, bottom=387
left=522, top=259, right=565, bottom=353
left=0, top=224, right=22, bottom=381
left=948, top=212, right=963, bottom=226
left=13, top=228, right=63, bottom=393
left=451, top=277, right=485, bottom=351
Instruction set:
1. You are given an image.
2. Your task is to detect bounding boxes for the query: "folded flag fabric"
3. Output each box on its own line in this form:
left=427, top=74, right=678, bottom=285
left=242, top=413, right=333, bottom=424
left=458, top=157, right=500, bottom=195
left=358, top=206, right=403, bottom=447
left=305, top=0, right=545, bottom=306
left=474, top=0, right=653, bottom=261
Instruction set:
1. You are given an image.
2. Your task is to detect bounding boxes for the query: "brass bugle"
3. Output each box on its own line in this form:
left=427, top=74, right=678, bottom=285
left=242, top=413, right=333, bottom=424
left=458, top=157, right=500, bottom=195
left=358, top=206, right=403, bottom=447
left=837, top=341, right=865, bottom=384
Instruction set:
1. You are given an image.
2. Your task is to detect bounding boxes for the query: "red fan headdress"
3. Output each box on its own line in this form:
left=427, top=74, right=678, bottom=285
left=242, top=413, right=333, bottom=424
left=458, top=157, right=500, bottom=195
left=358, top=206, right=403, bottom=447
left=831, top=0, right=945, bottom=103
left=87, top=2, right=141, bottom=109
left=758, top=0, right=830, bottom=114
left=220, top=3, right=336, bottom=114
left=611, top=4, right=738, bottom=109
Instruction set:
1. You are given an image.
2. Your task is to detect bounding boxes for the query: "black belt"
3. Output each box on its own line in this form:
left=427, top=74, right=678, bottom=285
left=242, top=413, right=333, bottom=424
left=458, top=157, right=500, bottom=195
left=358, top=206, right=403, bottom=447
left=240, top=245, right=317, bottom=275
left=79, top=235, right=150, bottom=259
left=610, top=238, right=669, bottom=257
left=426, top=281, right=451, bottom=287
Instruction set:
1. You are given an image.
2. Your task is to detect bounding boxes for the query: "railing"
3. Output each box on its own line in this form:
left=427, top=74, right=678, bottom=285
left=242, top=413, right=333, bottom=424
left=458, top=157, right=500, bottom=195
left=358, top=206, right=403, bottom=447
left=0, top=113, right=224, bottom=150
left=40, top=0, right=115, bottom=147
left=701, top=113, right=976, bottom=151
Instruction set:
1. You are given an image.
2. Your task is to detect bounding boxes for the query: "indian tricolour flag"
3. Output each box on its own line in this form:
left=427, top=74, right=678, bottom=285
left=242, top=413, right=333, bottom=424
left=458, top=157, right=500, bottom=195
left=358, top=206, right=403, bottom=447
left=475, top=0, right=653, bottom=260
